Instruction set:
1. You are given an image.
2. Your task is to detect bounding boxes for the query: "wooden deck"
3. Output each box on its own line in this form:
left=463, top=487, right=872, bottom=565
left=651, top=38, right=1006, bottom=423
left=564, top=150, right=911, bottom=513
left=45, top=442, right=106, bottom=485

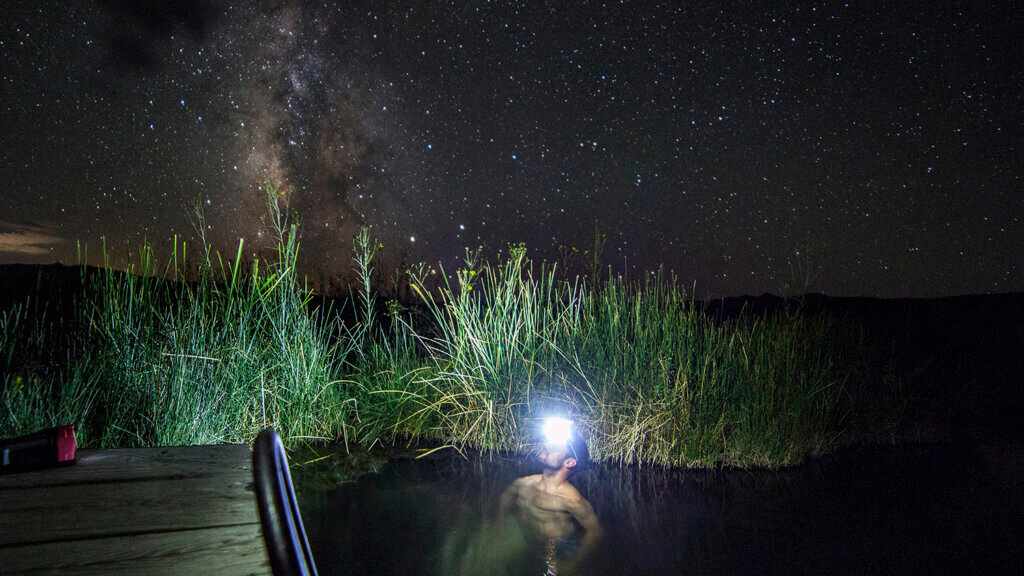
left=0, top=444, right=271, bottom=575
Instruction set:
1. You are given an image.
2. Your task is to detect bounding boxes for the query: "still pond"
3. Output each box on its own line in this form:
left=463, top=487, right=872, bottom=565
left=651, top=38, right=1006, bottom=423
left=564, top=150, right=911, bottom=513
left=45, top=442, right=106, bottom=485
left=295, top=442, right=1021, bottom=575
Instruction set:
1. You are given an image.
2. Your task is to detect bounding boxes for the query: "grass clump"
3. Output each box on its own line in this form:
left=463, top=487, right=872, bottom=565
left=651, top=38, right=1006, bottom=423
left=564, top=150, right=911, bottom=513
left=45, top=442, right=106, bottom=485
left=0, top=186, right=903, bottom=468
left=362, top=250, right=891, bottom=468
left=2, top=185, right=352, bottom=447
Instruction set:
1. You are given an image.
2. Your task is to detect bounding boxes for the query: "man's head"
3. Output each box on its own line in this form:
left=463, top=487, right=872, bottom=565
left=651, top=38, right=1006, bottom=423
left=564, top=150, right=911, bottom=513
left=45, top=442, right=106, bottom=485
left=566, top=435, right=589, bottom=475
left=539, top=435, right=589, bottom=476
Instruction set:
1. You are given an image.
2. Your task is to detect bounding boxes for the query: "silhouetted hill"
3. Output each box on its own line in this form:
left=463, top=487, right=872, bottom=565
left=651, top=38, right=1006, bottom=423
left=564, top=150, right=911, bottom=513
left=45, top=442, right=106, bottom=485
left=0, top=263, right=89, bottom=316
left=713, top=291, right=1024, bottom=443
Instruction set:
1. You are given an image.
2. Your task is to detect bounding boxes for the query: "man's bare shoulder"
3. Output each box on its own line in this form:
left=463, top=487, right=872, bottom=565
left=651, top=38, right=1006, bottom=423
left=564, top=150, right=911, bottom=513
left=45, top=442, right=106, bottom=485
left=555, top=481, right=584, bottom=502
left=511, top=474, right=543, bottom=488
left=559, top=483, right=600, bottom=532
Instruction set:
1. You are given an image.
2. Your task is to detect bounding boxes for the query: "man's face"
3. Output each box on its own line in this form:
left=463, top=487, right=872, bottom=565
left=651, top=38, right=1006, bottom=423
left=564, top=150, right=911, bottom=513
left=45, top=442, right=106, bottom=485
left=539, top=442, right=575, bottom=470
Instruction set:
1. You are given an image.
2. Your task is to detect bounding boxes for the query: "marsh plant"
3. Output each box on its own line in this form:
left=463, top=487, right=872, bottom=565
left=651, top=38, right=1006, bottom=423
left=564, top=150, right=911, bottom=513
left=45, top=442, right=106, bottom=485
left=0, top=184, right=902, bottom=468
left=2, top=186, right=351, bottom=447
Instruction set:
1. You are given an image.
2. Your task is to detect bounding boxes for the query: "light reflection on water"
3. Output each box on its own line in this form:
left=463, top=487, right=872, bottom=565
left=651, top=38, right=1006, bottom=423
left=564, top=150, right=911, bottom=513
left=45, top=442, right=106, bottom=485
left=295, top=443, right=1022, bottom=575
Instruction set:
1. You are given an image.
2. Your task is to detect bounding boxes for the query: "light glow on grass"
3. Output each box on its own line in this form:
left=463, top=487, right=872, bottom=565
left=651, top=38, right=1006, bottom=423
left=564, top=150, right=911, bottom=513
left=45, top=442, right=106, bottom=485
left=0, top=182, right=906, bottom=467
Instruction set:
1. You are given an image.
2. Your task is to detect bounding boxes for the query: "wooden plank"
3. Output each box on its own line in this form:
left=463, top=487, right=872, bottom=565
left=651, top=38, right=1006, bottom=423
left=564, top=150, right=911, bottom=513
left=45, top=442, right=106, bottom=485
left=0, top=444, right=272, bottom=575
left=0, top=445, right=254, bottom=489
left=1, top=523, right=270, bottom=576
left=0, top=474, right=260, bottom=546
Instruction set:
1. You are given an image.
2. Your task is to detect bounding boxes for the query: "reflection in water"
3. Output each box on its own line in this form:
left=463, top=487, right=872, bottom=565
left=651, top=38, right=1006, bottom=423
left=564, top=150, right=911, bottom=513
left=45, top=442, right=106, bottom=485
left=295, top=442, right=1023, bottom=575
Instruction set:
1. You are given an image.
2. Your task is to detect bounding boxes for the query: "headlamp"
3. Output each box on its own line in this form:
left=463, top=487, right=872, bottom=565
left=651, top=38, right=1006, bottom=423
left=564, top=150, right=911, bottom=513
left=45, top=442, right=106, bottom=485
left=542, top=417, right=573, bottom=446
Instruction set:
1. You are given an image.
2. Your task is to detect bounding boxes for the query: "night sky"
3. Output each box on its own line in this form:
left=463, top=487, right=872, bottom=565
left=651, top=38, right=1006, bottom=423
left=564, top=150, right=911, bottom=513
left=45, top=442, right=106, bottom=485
left=1, top=1, right=1021, bottom=298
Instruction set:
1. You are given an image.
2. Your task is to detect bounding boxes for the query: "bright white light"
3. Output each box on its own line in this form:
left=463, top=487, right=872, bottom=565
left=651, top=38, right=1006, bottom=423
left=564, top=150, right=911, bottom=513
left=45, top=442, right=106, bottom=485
left=543, top=417, right=573, bottom=446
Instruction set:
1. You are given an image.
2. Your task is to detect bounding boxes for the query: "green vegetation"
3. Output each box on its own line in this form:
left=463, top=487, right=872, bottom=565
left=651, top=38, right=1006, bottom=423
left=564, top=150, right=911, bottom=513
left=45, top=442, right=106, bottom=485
left=0, top=185, right=903, bottom=468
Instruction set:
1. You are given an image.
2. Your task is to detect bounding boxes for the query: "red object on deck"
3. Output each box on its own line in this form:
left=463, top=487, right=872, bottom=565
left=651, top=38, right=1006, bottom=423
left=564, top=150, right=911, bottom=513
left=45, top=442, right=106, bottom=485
left=55, top=425, right=76, bottom=462
left=0, top=425, right=77, bottom=474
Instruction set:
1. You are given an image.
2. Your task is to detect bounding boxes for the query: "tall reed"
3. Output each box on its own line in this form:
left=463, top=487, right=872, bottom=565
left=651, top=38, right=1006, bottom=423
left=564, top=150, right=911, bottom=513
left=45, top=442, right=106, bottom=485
left=2, top=185, right=352, bottom=447
left=0, top=191, right=902, bottom=468
left=367, top=250, right=880, bottom=468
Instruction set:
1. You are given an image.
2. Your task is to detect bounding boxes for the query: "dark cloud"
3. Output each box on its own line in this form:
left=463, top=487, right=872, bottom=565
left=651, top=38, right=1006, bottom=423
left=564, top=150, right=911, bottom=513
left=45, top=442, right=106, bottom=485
left=0, top=221, right=64, bottom=257
left=102, top=0, right=218, bottom=73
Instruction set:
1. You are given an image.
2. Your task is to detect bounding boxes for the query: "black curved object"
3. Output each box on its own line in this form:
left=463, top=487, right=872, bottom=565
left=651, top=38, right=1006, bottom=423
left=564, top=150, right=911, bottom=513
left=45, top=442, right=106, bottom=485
left=253, top=428, right=319, bottom=576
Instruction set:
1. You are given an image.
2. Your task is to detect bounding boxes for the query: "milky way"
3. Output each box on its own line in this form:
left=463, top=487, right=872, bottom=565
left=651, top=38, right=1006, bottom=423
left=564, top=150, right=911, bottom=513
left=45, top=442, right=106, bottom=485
left=1, top=1, right=1021, bottom=297
left=230, top=3, right=398, bottom=254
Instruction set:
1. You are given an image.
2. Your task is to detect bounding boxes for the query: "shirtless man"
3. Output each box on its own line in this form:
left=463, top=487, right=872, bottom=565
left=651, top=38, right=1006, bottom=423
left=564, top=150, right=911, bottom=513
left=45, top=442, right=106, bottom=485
left=500, top=430, right=601, bottom=574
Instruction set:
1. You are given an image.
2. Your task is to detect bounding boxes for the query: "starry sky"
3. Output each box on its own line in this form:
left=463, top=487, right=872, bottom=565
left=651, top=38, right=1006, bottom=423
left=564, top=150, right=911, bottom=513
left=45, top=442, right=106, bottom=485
left=1, top=1, right=1021, bottom=298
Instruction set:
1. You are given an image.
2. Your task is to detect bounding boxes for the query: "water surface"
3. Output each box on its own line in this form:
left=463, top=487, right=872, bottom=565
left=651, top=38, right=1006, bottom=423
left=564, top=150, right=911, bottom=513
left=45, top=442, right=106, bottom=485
left=295, top=442, right=1022, bottom=575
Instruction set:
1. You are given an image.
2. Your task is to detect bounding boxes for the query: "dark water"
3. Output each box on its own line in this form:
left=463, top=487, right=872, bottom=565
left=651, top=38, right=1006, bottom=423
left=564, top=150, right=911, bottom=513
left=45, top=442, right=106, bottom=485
left=295, top=442, right=1023, bottom=575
